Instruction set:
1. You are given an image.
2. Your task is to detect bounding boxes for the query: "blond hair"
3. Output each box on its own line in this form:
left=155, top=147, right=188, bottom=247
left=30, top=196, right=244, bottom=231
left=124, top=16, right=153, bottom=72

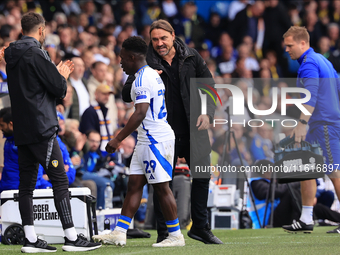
left=283, top=26, right=310, bottom=44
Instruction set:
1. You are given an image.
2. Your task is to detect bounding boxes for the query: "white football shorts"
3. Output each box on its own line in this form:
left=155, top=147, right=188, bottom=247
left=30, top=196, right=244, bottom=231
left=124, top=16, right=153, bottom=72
left=129, top=139, right=174, bottom=184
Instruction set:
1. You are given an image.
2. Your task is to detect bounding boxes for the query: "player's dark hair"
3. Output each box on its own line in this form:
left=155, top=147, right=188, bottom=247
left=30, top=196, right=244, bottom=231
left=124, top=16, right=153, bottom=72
left=21, top=12, right=45, bottom=34
left=0, top=107, right=12, bottom=123
left=122, top=36, right=147, bottom=56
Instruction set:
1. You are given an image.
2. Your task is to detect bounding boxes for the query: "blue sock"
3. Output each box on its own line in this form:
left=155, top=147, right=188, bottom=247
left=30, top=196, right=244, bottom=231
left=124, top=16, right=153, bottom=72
left=115, top=215, right=132, bottom=233
left=166, top=218, right=181, bottom=236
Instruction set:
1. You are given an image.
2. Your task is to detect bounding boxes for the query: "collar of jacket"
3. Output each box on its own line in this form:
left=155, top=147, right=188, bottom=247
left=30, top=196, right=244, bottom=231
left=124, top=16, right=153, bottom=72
left=20, top=35, right=42, bottom=49
left=146, top=36, right=193, bottom=68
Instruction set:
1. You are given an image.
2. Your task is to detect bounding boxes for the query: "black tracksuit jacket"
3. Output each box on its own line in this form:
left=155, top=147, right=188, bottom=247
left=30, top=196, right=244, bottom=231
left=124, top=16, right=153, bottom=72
left=5, top=36, right=66, bottom=145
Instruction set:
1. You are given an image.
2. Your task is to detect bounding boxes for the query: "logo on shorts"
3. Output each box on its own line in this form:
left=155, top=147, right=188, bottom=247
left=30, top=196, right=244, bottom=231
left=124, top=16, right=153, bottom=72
left=149, top=174, right=155, bottom=180
left=52, top=160, right=58, bottom=167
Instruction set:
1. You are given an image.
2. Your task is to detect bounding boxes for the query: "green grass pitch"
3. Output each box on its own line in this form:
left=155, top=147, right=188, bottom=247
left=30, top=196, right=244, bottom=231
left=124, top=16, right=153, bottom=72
left=1, top=227, right=340, bottom=254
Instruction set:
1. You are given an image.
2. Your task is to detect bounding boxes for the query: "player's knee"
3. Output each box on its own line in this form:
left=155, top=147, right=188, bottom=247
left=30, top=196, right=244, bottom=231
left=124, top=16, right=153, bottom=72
left=153, top=182, right=171, bottom=195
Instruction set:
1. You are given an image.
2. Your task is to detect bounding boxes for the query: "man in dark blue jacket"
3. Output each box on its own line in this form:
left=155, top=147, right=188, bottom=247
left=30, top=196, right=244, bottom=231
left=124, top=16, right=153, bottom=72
left=282, top=26, right=340, bottom=234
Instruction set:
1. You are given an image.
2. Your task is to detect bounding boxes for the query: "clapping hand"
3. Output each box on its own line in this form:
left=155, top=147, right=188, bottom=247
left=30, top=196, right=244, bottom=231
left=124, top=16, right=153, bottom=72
left=0, top=47, right=6, bottom=63
left=57, top=60, right=74, bottom=80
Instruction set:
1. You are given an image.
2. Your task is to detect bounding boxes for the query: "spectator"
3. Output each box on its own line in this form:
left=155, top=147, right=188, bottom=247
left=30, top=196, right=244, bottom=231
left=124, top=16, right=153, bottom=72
left=327, top=22, right=340, bottom=52
left=248, top=160, right=302, bottom=229
left=304, top=11, right=324, bottom=49
left=287, top=5, right=301, bottom=26
left=116, top=99, right=127, bottom=129
left=229, top=1, right=265, bottom=48
left=238, top=43, right=260, bottom=72
left=61, top=0, right=81, bottom=17
left=141, top=0, right=167, bottom=26
left=58, top=26, right=73, bottom=57
left=228, top=0, right=248, bottom=21
left=266, top=49, right=283, bottom=79
left=318, top=36, right=340, bottom=72
left=317, top=0, right=330, bottom=29
left=316, top=178, right=334, bottom=208
left=205, top=12, right=224, bottom=47
left=83, top=0, right=97, bottom=26
left=211, top=32, right=235, bottom=59
left=263, top=0, right=291, bottom=58
left=172, top=1, right=205, bottom=47
left=87, top=61, right=117, bottom=131
left=81, top=49, right=95, bottom=80
left=249, top=160, right=340, bottom=229
left=216, top=45, right=236, bottom=75
left=60, top=83, right=74, bottom=119
left=140, top=24, right=151, bottom=45
left=161, top=0, right=178, bottom=19
left=250, top=122, right=274, bottom=162
left=79, top=84, right=114, bottom=154
left=69, top=57, right=90, bottom=121
left=40, top=0, right=64, bottom=22
left=81, top=130, right=115, bottom=209
left=330, top=0, right=340, bottom=25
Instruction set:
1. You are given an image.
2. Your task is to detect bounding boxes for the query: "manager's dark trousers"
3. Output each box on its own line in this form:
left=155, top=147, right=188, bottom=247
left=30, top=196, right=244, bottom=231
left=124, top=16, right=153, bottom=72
left=18, top=133, right=74, bottom=229
left=154, top=135, right=210, bottom=235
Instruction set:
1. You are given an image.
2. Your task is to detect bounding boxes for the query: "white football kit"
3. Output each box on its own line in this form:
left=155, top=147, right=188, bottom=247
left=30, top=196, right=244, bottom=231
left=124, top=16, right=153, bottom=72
left=129, top=65, right=175, bottom=183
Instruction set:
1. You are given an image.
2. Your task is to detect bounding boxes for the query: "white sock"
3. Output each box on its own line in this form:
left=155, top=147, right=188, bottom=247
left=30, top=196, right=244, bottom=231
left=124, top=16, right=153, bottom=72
left=64, top=227, right=77, bottom=241
left=169, top=229, right=181, bottom=237
left=24, top=225, right=37, bottom=243
left=115, top=226, right=127, bottom=234
left=299, top=205, right=313, bottom=224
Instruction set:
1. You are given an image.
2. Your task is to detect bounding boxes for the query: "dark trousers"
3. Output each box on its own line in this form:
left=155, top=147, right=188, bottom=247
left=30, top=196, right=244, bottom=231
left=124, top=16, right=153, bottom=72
left=273, top=185, right=301, bottom=227
left=18, top=133, right=74, bottom=229
left=154, top=135, right=210, bottom=235
left=313, top=203, right=340, bottom=223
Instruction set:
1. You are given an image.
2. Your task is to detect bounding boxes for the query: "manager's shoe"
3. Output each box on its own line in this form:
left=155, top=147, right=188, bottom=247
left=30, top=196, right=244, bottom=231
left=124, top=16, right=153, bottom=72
left=327, top=226, right=340, bottom=233
left=282, top=219, right=314, bottom=233
left=92, top=230, right=126, bottom=246
left=62, top=234, right=102, bottom=251
left=156, top=233, right=169, bottom=243
left=21, top=238, right=57, bottom=253
left=152, top=234, right=185, bottom=247
left=187, top=224, right=223, bottom=244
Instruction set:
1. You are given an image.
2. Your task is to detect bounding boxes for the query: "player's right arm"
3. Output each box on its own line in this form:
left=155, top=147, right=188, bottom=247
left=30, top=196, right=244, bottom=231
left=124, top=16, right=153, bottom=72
left=106, top=103, right=149, bottom=153
left=122, top=75, right=134, bottom=103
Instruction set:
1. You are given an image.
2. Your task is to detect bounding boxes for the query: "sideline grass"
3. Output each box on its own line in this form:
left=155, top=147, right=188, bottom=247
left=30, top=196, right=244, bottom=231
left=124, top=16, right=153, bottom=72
left=1, top=227, right=340, bottom=255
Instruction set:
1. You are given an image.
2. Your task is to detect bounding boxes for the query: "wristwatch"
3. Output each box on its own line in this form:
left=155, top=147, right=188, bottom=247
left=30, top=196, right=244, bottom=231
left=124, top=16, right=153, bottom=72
left=299, top=119, right=308, bottom=125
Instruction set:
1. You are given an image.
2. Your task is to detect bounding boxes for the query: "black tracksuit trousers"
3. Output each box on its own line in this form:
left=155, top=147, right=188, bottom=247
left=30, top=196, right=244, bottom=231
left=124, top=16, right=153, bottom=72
left=18, top=133, right=74, bottom=229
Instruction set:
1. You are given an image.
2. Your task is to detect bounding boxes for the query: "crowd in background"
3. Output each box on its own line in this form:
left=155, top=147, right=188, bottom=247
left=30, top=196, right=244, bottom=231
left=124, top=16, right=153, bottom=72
left=0, top=0, right=340, bottom=222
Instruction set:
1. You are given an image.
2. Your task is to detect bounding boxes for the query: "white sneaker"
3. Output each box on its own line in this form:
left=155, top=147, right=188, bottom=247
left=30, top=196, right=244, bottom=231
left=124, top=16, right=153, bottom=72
left=92, top=230, right=126, bottom=246
left=152, top=234, right=185, bottom=247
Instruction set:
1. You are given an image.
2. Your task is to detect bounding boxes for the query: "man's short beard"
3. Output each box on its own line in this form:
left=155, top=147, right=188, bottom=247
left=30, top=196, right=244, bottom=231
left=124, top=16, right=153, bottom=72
left=159, top=43, right=174, bottom=57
